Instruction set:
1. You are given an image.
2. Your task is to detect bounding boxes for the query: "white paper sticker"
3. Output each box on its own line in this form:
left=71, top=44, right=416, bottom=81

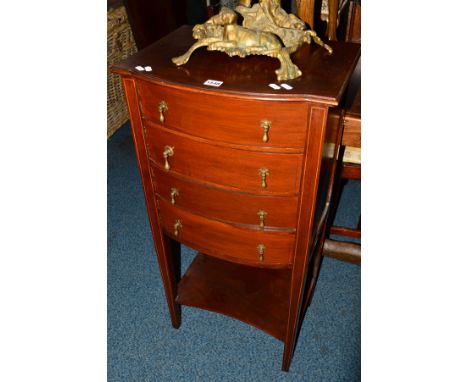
left=280, top=83, right=293, bottom=90
left=135, top=66, right=144, bottom=71
left=269, top=83, right=281, bottom=90
left=144, top=66, right=152, bottom=72
left=204, top=79, right=223, bottom=87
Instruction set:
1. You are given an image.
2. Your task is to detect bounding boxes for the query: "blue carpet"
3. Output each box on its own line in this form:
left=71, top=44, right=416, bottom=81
left=108, top=122, right=361, bottom=381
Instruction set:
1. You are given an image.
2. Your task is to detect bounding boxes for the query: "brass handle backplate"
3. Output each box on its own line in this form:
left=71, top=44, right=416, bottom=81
left=261, top=119, right=271, bottom=143
left=170, top=188, right=179, bottom=205
left=174, top=220, right=182, bottom=236
left=257, top=210, right=267, bottom=229
left=163, top=146, right=174, bottom=172
left=258, top=168, right=269, bottom=189
left=257, top=244, right=266, bottom=262
left=159, top=100, right=168, bottom=124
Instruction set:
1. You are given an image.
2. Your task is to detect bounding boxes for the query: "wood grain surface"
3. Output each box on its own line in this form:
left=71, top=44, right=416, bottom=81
left=151, top=163, right=299, bottom=229
left=113, top=25, right=361, bottom=371
left=138, top=79, right=309, bottom=149
left=113, top=26, right=361, bottom=105
left=158, top=199, right=295, bottom=267
left=176, top=253, right=292, bottom=340
left=145, top=122, right=304, bottom=195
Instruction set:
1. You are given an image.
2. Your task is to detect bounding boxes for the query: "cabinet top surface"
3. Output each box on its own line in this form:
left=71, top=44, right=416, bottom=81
left=113, top=26, right=360, bottom=105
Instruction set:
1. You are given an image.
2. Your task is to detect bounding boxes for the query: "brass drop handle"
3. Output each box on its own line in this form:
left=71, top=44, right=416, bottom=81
left=260, top=119, right=271, bottom=143
left=258, top=168, right=269, bottom=189
left=174, top=220, right=182, bottom=236
left=163, top=146, right=174, bottom=172
left=170, top=188, right=179, bottom=205
left=159, top=101, right=168, bottom=124
left=258, top=210, right=267, bottom=229
left=257, top=244, right=266, bottom=262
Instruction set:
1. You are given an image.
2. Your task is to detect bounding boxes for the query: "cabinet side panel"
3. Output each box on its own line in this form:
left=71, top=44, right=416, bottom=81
left=121, top=77, right=181, bottom=327
left=311, top=107, right=344, bottom=246
left=300, top=106, right=345, bottom=312
left=282, top=106, right=329, bottom=370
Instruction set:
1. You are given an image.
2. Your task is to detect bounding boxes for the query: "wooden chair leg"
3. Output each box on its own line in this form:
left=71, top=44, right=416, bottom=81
left=328, top=145, right=346, bottom=233
left=297, top=0, right=316, bottom=29
left=326, top=0, right=339, bottom=40
left=323, top=239, right=361, bottom=265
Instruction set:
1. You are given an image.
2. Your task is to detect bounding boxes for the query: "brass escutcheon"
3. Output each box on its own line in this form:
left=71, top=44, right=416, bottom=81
left=170, top=188, right=179, bottom=205
left=159, top=100, right=168, bottom=124
left=260, top=120, right=271, bottom=143
left=257, top=210, right=267, bottom=229
left=174, top=220, right=182, bottom=236
left=163, top=146, right=174, bottom=172
left=257, top=244, right=266, bottom=262
left=258, top=168, right=269, bottom=188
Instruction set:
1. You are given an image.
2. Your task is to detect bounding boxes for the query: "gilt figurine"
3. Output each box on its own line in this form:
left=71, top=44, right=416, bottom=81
left=172, top=0, right=332, bottom=81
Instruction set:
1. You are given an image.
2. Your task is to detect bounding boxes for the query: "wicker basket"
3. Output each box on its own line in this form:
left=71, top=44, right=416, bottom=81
left=107, top=6, right=137, bottom=138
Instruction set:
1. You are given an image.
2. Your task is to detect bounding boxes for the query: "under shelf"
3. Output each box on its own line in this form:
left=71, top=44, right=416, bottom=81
left=176, top=253, right=292, bottom=341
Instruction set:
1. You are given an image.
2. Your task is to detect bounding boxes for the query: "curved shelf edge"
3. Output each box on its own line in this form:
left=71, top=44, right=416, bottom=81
left=175, top=253, right=292, bottom=342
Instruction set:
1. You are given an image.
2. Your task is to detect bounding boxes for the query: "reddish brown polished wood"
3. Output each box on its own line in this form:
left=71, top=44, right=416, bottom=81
left=345, top=0, right=361, bottom=43
left=138, top=81, right=309, bottom=149
left=176, top=253, right=292, bottom=340
left=341, top=162, right=361, bottom=180
left=113, top=26, right=360, bottom=105
left=145, top=123, right=304, bottom=195
left=329, top=225, right=361, bottom=239
left=151, top=164, right=299, bottom=229
left=327, top=57, right=361, bottom=263
left=297, top=0, right=316, bottom=29
left=123, top=0, right=187, bottom=50
left=323, top=239, right=361, bottom=265
left=326, top=0, right=339, bottom=41
left=342, top=88, right=361, bottom=147
left=121, top=77, right=181, bottom=329
left=113, top=26, right=360, bottom=372
left=158, top=198, right=296, bottom=267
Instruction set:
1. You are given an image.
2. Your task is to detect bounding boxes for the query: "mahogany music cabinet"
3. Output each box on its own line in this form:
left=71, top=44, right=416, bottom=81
left=113, top=25, right=360, bottom=371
